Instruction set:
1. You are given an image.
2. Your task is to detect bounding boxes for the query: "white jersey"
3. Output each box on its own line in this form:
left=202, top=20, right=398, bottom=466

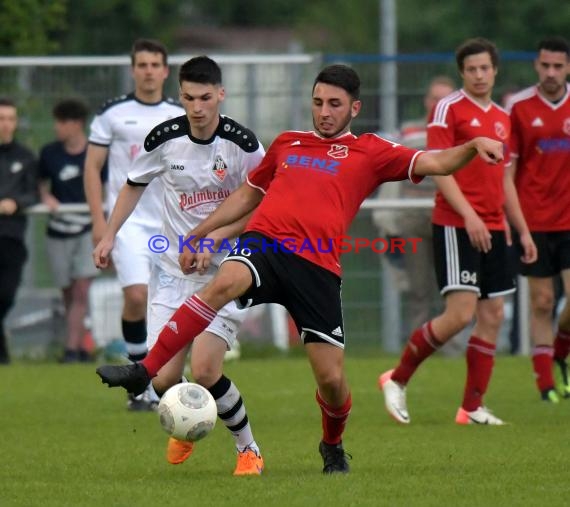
left=88, top=93, right=184, bottom=228
left=127, top=114, right=265, bottom=279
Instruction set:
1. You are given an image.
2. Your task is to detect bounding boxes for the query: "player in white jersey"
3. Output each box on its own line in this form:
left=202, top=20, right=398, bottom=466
left=84, top=39, right=183, bottom=411
left=93, top=57, right=266, bottom=476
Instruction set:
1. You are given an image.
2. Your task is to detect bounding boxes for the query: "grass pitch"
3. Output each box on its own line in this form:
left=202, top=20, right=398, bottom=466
left=1, top=354, right=567, bottom=507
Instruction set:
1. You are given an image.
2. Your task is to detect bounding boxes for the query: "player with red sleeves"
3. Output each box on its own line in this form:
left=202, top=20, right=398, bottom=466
left=96, top=64, right=504, bottom=473
left=381, top=38, right=537, bottom=425
left=506, top=36, right=570, bottom=402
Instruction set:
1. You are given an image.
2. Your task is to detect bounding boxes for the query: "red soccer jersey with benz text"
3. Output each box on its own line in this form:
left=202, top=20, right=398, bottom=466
left=508, top=85, right=570, bottom=231
left=245, top=130, right=424, bottom=276
left=428, top=89, right=510, bottom=230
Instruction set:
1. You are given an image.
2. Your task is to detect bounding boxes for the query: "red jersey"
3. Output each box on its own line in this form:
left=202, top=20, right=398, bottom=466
left=245, top=130, right=423, bottom=276
left=428, top=90, right=510, bottom=230
left=508, top=85, right=570, bottom=231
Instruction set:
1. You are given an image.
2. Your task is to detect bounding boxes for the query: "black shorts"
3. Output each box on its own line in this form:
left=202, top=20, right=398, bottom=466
left=520, top=231, right=570, bottom=277
left=433, top=225, right=516, bottom=299
left=220, top=232, right=345, bottom=348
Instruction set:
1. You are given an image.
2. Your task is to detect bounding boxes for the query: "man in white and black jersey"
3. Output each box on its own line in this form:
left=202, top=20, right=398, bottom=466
left=84, top=39, right=183, bottom=411
left=93, top=57, right=266, bottom=476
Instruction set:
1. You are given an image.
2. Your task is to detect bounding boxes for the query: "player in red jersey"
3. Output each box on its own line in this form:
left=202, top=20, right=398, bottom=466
left=506, top=36, right=570, bottom=402
left=96, top=64, right=504, bottom=473
left=381, top=38, right=537, bottom=425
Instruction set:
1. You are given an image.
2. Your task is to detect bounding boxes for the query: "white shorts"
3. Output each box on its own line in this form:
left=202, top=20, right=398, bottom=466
left=147, top=264, right=247, bottom=350
left=112, top=221, right=159, bottom=288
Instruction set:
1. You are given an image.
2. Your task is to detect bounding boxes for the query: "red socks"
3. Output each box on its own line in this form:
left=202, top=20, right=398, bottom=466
left=391, top=321, right=441, bottom=385
left=532, top=346, right=555, bottom=392
left=143, top=295, right=216, bottom=376
left=553, top=329, right=570, bottom=362
left=462, top=336, right=496, bottom=411
left=316, top=390, right=352, bottom=445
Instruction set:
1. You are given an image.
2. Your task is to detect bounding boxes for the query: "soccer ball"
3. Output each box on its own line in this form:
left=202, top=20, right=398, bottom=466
left=158, top=383, right=217, bottom=442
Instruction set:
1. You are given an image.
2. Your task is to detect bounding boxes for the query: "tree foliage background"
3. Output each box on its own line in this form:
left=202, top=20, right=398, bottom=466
left=1, top=0, right=569, bottom=56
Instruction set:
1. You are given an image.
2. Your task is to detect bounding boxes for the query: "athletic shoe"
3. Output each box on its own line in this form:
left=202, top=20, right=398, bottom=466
left=166, top=437, right=194, bottom=464
left=378, top=369, right=410, bottom=424
left=233, top=448, right=264, bottom=476
left=127, top=384, right=159, bottom=412
left=318, top=441, right=351, bottom=474
left=554, top=358, right=570, bottom=398
left=541, top=388, right=560, bottom=403
left=96, top=362, right=151, bottom=396
left=455, top=406, right=505, bottom=425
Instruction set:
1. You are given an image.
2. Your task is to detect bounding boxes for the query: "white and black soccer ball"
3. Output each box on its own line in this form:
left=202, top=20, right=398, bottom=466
left=158, top=383, right=217, bottom=442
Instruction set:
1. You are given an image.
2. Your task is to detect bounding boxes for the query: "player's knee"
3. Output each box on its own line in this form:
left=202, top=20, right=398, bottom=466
left=123, top=289, right=147, bottom=314
left=191, top=360, right=220, bottom=387
left=315, top=369, right=344, bottom=395
left=480, top=304, right=504, bottom=331
left=446, top=305, right=475, bottom=330
left=203, top=272, right=245, bottom=306
left=531, top=290, right=555, bottom=316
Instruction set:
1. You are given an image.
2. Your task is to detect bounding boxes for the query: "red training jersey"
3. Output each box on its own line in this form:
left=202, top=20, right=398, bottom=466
left=508, top=85, right=570, bottom=231
left=245, top=130, right=424, bottom=276
left=428, top=89, right=510, bottom=230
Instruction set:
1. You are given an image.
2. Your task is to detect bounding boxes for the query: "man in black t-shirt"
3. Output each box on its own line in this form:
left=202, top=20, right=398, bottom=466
left=39, top=99, right=104, bottom=363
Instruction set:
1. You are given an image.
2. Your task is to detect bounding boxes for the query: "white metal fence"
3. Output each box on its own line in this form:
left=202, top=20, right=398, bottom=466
left=2, top=53, right=534, bottom=358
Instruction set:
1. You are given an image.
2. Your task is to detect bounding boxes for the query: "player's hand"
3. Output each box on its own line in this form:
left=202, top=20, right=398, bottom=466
left=179, top=234, right=200, bottom=275
left=464, top=212, right=492, bottom=253
left=519, top=231, right=538, bottom=264
left=193, top=250, right=213, bottom=275
left=93, top=235, right=114, bottom=269
left=0, top=198, right=17, bottom=215
left=42, top=194, right=60, bottom=212
left=473, top=137, right=504, bottom=164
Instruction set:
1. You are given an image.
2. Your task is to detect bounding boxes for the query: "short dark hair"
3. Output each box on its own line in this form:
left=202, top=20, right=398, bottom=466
left=313, top=65, right=361, bottom=100
left=178, top=56, right=222, bottom=86
left=538, top=36, right=570, bottom=57
left=131, top=38, right=168, bottom=66
left=53, top=99, right=89, bottom=122
left=456, top=37, right=499, bottom=71
left=0, top=97, right=16, bottom=108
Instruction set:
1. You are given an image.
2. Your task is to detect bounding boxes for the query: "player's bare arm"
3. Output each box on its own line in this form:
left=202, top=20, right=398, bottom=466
left=93, top=183, right=146, bottom=269
left=180, top=212, right=254, bottom=275
left=84, top=143, right=110, bottom=245
left=415, top=136, right=504, bottom=176
left=503, top=166, right=537, bottom=264
left=182, top=181, right=262, bottom=245
left=433, top=174, right=492, bottom=253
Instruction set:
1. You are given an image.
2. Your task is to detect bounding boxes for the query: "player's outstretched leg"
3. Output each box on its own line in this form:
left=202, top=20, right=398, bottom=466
left=96, top=362, right=151, bottom=396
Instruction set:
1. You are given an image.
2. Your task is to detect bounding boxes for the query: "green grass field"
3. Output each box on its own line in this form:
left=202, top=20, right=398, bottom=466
left=1, top=354, right=568, bottom=507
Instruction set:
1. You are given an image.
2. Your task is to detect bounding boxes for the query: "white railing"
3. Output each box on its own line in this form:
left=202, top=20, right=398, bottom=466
left=25, top=198, right=530, bottom=354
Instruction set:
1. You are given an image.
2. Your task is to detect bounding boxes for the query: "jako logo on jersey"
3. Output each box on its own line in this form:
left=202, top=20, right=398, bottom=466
left=563, top=118, right=570, bottom=136
left=212, top=155, right=227, bottom=181
left=283, top=154, right=340, bottom=174
left=170, top=164, right=185, bottom=171
left=327, top=144, right=349, bottom=159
